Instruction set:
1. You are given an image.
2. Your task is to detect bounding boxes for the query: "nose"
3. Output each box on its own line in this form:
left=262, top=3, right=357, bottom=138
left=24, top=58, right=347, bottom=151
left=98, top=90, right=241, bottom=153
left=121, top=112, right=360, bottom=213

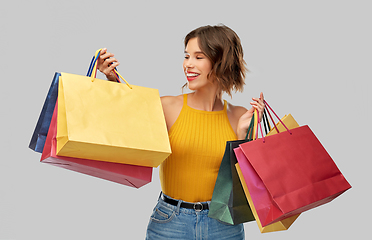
left=183, top=59, right=194, bottom=71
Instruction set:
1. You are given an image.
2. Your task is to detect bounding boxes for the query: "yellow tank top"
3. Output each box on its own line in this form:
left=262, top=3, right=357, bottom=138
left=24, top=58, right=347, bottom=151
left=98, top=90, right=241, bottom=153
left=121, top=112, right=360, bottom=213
left=159, top=94, right=237, bottom=202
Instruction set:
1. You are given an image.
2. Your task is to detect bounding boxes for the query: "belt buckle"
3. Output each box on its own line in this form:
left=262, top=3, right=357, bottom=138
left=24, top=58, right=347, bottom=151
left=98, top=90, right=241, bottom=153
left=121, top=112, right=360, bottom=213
left=193, top=202, right=203, bottom=212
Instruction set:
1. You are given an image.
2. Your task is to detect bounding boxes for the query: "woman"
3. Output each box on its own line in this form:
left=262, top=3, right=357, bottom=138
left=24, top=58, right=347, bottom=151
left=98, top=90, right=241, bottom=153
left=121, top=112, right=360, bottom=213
left=98, top=25, right=265, bottom=240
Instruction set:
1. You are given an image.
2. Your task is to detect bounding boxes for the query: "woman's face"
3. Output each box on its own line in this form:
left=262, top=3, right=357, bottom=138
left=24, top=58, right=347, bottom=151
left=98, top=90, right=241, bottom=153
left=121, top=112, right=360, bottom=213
left=183, top=38, right=213, bottom=91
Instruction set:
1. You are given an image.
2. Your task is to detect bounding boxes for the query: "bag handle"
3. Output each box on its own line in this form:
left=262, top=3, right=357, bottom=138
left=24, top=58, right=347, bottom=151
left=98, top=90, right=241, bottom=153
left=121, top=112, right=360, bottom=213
left=244, top=111, right=256, bottom=140
left=262, top=109, right=271, bottom=135
left=245, top=107, right=274, bottom=141
left=264, top=100, right=291, bottom=134
left=242, top=108, right=272, bottom=142
left=86, top=49, right=104, bottom=79
left=254, top=100, right=292, bottom=143
left=87, top=49, right=132, bottom=89
left=254, top=109, right=266, bottom=142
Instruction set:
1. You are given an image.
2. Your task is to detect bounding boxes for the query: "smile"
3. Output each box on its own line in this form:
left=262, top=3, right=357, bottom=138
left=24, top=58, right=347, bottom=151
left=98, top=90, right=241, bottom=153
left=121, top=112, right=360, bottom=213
left=186, top=72, right=200, bottom=81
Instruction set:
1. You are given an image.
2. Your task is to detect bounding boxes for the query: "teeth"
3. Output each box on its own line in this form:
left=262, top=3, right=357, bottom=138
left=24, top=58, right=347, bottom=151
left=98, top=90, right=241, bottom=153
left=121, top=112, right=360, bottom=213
left=187, top=73, right=199, bottom=77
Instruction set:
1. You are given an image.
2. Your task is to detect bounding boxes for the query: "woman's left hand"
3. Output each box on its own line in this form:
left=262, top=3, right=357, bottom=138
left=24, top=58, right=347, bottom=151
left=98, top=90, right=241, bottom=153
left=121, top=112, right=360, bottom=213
left=237, top=92, right=265, bottom=139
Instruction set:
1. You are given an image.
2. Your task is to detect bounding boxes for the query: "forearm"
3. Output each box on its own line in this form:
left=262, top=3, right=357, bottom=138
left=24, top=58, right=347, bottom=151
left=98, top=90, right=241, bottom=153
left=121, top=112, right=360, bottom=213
left=236, top=116, right=253, bottom=140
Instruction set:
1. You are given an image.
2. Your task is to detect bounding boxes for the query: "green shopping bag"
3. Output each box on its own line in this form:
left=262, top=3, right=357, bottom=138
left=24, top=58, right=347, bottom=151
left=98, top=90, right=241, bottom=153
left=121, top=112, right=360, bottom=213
left=208, top=112, right=259, bottom=225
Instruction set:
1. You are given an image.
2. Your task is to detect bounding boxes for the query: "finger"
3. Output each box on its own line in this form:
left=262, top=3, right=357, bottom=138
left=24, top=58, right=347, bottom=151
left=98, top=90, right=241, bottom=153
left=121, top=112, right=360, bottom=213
left=254, top=94, right=265, bottom=103
left=98, top=57, right=118, bottom=72
left=99, top=49, right=113, bottom=59
left=98, top=49, right=108, bottom=62
left=252, top=98, right=264, bottom=106
left=102, top=62, right=120, bottom=75
left=250, top=102, right=261, bottom=110
left=103, top=57, right=118, bottom=67
left=250, top=102, right=265, bottom=114
left=100, top=48, right=107, bottom=55
left=99, top=53, right=114, bottom=63
left=250, top=103, right=264, bottom=111
left=107, top=62, right=120, bottom=71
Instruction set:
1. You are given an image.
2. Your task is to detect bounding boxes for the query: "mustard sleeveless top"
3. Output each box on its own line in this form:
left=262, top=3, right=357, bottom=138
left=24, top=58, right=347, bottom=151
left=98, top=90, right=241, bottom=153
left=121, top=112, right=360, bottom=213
left=159, top=94, right=237, bottom=202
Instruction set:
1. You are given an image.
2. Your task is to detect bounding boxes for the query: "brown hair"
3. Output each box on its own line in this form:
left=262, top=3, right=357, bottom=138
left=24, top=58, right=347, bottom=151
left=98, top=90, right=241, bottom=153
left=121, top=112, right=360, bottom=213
left=184, top=24, right=247, bottom=97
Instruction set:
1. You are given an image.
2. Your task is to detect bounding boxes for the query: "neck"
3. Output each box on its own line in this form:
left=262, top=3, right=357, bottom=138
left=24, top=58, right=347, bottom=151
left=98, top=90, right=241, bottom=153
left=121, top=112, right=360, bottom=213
left=188, top=86, right=223, bottom=112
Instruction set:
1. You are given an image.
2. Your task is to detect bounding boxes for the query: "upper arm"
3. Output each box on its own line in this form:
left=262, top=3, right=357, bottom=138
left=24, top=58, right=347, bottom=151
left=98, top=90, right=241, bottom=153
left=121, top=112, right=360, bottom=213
left=226, top=103, right=248, bottom=135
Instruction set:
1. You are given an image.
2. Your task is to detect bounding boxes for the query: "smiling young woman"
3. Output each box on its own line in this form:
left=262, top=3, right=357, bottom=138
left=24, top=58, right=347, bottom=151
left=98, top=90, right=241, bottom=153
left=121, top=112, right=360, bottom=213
left=98, top=24, right=265, bottom=240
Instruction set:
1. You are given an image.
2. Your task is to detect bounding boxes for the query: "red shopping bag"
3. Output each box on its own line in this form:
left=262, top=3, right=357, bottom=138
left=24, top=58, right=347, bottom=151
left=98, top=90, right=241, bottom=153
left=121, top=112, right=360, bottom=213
left=41, top=100, right=152, bottom=188
left=236, top=101, right=351, bottom=227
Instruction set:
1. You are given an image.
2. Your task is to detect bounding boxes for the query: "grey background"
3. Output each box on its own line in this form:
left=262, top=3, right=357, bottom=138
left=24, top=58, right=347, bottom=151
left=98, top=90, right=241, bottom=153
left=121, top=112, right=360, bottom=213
left=1, top=0, right=370, bottom=239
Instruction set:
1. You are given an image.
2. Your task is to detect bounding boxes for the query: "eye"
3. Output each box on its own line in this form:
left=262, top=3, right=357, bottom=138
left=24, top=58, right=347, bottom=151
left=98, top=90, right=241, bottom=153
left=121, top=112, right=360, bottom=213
left=196, top=54, right=205, bottom=59
left=184, top=55, right=190, bottom=59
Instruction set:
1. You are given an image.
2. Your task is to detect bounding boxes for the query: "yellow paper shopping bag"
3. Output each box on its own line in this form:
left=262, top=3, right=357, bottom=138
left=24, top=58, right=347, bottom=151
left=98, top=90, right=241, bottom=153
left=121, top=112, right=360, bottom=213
left=265, top=114, right=299, bottom=136
left=56, top=55, right=171, bottom=167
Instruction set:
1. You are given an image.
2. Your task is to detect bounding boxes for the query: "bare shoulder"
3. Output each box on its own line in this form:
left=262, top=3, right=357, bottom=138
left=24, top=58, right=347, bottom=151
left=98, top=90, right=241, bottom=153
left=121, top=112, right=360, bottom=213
left=226, top=102, right=248, bottom=119
left=161, top=95, right=184, bottom=131
left=161, top=95, right=183, bottom=108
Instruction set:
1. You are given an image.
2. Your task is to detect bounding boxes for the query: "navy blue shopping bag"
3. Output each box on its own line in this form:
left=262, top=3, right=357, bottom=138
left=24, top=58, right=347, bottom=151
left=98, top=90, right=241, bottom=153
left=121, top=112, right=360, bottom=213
left=29, top=72, right=60, bottom=153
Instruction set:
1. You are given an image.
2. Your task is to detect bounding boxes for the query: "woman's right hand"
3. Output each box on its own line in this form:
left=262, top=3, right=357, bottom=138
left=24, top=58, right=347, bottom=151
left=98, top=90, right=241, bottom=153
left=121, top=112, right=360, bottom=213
left=97, top=48, right=120, bottom=82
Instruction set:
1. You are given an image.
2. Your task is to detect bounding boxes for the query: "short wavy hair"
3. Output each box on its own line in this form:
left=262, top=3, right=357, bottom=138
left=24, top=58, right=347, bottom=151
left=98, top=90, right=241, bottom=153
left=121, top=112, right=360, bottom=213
left=184, top=24, right=247, bottom=97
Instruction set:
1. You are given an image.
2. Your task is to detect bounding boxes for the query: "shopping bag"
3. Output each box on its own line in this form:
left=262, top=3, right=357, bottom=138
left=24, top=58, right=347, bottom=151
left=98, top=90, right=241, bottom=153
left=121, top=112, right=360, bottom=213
left=41, top=99, right=152, bottom=188
left=29, top=51, right=105, bottom=153
left=56, top=49, right=171, bottom=168
left=208, top=113, right=256, bottom=225
left=235, top=163, right=300, bottom=233
left=29, top=72, right=60, bottom=153
left=266, top=114, right=300, bottom=137
left=236, top=101, right=351, bottom=227
left=235, top=112, right=301, bottom=232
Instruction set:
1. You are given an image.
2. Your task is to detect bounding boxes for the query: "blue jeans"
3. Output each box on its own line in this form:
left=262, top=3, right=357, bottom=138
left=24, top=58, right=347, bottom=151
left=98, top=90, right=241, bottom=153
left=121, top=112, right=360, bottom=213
left=146, top=193, right=245, bottom=240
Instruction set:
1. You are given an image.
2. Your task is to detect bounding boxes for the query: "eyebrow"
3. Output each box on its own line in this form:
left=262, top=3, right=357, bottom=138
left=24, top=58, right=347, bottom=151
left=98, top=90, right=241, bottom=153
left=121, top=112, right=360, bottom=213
left=184, top=51, right=205, bottom=55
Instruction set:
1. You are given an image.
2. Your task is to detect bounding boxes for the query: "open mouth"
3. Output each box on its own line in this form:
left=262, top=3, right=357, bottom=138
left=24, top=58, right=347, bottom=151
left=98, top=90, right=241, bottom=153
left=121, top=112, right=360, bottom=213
left=186, top=72, right=200, bottom=81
